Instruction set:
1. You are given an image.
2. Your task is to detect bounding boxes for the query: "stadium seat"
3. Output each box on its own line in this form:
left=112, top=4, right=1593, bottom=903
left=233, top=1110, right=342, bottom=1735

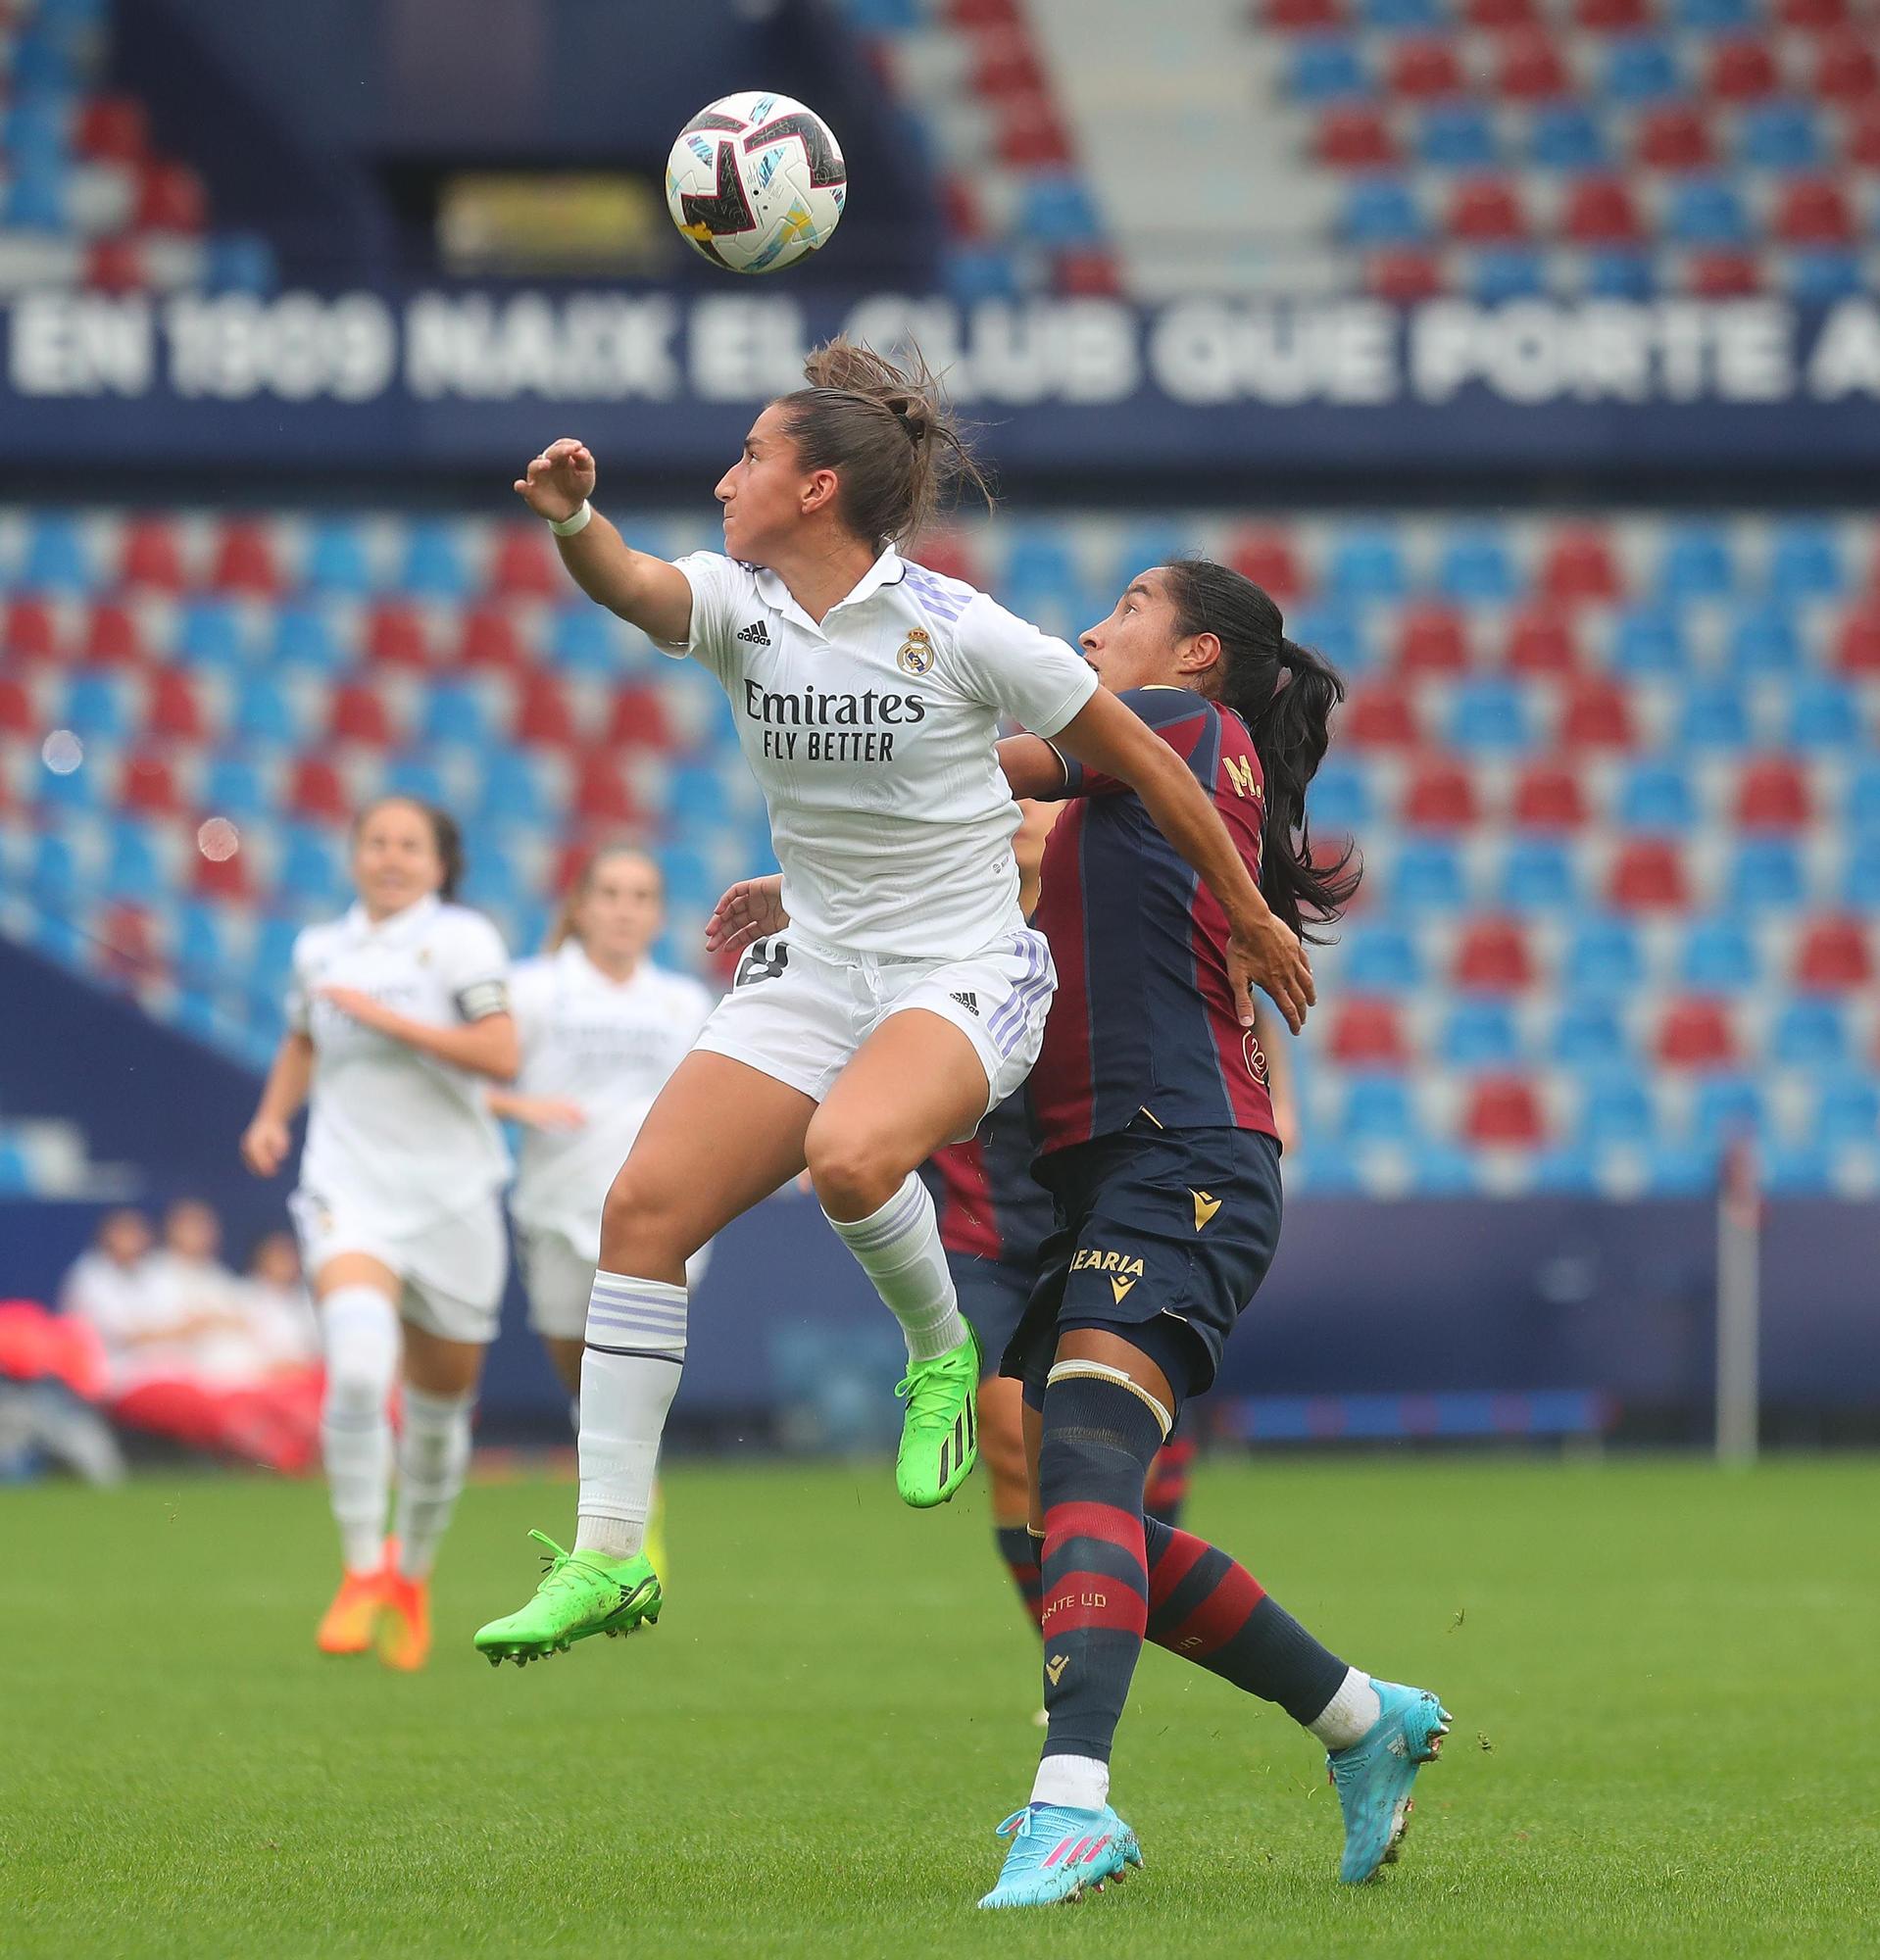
left=1416, top=105, right=1498, bottom=169
left=1469, top=249, right=1548, bottom=302
left=1540, top=526, right=1622, bottom=603
left=1558, top=675, right=1633, bottom=750
left=302, top=520, right=373, bottom=596
left=279, top=826, right=345, bottom=906
left=1448, top=678, right=1531, bottom=752
left=1288, top=37, right=1370, bottom=103
left=1338, top=1074, right=1421, bottom=1146
left=1288, top=604, right=1370, bottom=674
left=327, top=681, right=396, bottom=747
left=1690, top=1074, right=1764, bottom=1152
left=1657, top=996, right=1738, bottom=1068
left=119, top=517, right=186, bottom=592
left=1637, top=106, right=1715, bottom=172
left=365, top=603, right=430, bottom=669
left=1617, top=760, right=1697, bottom=833
left=1678, top=681, right=1753, bottom=750
left=1435, top=527, right=1518, bottom=604
left=1305, top=760, right=1372, bottom=834
left=269, top=603, right=347, bottom=673
left=1563, top=916, right=1645, bottom=997
left=118, top=750, right=180, bottom=817
left=1503, top=608, right=1579, bottom=674
left=23, top=514, right=95, bottom=593
left=1510, top=760, right=1589, bottom=829
left=546, top=604, right=618, bottom=674
left=1342, top=923, right=1423, bottom=992
left=1768, top=996, right=1849, bottom=1069
left=1463, top=1074, right=1546, bottom=1148
left=419, top=680, right=491, bottom=749
left=1655, top=522, right=1736, bottom=602
left=209, top=520, right=280, bottom=596
left=144, top=669, right=206, bottom=742
left=608, top=687, right=676, bottom=750
left=572, top=754, right=641, bottom=826
left=1578, top=1075, right=1654, bottom=1147
left=201, top=753, right=269, bottom=820
left=1734, top=757, right=1810, bottom=830
left=1773, top=177, right=1856, bottom=249
left=1842, top=838, right=1880, bottom=912
left=79, top=603, right=146, bottom=666
left=489, top=524, right=562, bottom=600
left=1815, top=1077, right=1880, bottom=1147
left=59, top=670, right=131, bottom=737
left=1450, top=177, right=1530, bottom=244
left=102, top=819, right=164, bottom=902
left=1496, top=836, right=1580, bottom=911
left=1727, top=837, right=1806, bottom=911
left=1342, top=679, right=1422, bottom=747
left=1608, top=837, right=1690, bottom=909
left=1765, top=519, right=1845, bottom=601
left=1394, top=606, right=1469, bottom=674
left=1341, top=179, right=1429, bottom=248
left=1403, top=754, right=1478, bottom=827
left=1527, top=105, right=1608, bottom=170
left=1496, top=33, right=1573, bottom=101
left=1665, top=179, right=1753, bottom=249
left=1551, top=1000, right=1630, bottom=1068
left=1439, top=1000, right=1522, bottom=1068
left=1793, top=915, right=1873, bottom=991
left=1679, top=916, right=1759, bottom=990
left=1707, top=36, right=1781, bottom=102
left=1610, top=604, right=1690, bottom=675
left=1391, top=838, right=1470, bottom=910
left=1228, top=530, right=1309, bottom=602
left=476, top=750, right=550, bottom=826
left=175, top=600, right=246, bottom=670
left=1603, top=37, right=1683, bottom=103
left=1813, top=34, right=1880, bottom=103
left=1455, top=916, right=1536, bottom=991
left=286, top=757, right=349, bottom=823
left=1786, top=675, right=1860, bottom=752
left=1327, top=997, right=1410, bottom=1067
left=1364, top=249, right=1445, bottom=303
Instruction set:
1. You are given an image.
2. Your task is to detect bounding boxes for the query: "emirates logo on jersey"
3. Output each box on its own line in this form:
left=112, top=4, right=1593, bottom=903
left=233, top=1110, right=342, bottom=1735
left=896, top=629, right=935, bottom=676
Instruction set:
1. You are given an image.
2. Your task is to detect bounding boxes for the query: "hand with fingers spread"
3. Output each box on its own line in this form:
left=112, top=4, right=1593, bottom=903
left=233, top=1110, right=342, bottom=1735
left=515, top=438, right=597, bottom=523
left=706, top=875, right=788, bottom=958
left=1228, top=910, right=1316, bottom=1035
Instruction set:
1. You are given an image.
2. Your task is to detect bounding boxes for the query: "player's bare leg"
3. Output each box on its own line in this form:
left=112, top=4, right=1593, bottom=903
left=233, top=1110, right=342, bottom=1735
left=808, top=1010, right=992, bottom=1505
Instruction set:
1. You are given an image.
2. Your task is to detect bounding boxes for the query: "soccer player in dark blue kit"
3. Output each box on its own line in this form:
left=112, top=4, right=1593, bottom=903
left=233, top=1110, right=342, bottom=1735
left=975, top=559, right=1451, bottom=1909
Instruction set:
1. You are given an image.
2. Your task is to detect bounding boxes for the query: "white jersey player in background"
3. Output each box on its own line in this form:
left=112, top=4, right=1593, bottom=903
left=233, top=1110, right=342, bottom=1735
left=242, top=796, right=519, bottom=1671
left=474, top=337, right=1315, bottom=1669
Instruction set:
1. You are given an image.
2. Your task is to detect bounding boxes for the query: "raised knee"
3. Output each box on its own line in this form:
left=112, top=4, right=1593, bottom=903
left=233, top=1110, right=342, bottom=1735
left=803, top=1116, right=902, bottom=1218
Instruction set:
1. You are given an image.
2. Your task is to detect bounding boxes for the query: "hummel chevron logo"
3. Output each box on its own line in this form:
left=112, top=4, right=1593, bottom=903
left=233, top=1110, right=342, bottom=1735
left=735, top=619, right=770, bottom=646
left=1044, top=1653, right=1069, bottom=1686
left=1190, top=1189, right=1222, bottom=1231
left=950, top=990, right=979, bottom=1016
left=1109, top=1274, right=1137, bottom=1304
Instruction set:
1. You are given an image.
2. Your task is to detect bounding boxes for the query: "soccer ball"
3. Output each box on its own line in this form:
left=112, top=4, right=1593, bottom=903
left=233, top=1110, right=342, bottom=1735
left=666, top=91, right=846, bottom=275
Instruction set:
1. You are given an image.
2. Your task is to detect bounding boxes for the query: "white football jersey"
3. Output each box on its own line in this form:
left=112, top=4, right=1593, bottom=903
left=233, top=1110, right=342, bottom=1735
left=506, top=942, right=716, bottom=1252
left=666, top=548, right=1097, bottom=958
left=288, top=895, right=512, bottom=1235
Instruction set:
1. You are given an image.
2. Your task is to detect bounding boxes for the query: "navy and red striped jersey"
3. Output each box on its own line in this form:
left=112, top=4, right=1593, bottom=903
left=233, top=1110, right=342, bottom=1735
left=922, top=1084, right=1052, bottom=1270
left=1029, top=685, right=1279, bottom=1157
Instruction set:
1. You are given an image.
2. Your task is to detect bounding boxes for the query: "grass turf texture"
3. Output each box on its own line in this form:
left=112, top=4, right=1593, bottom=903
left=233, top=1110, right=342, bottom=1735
left=5, top=1457, right=1877, bottom=1959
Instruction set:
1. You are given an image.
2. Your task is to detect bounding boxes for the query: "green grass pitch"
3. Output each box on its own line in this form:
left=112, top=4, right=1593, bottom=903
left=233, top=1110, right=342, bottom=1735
left=5, top=1455, right=1877, bottom=1958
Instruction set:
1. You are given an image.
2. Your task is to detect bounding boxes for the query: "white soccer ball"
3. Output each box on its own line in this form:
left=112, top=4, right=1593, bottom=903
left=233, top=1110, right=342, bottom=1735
left=666, top=91, right=846, bottom=275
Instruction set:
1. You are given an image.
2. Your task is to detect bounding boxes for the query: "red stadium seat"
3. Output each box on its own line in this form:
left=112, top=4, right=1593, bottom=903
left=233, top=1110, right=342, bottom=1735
left=327, top=681, right=396, bottom=747
left=489, top=524, right=562, bottom=600
left=1707, top=38, right=1782, bottom=101
left=145, top=670, right=206, bottom=741
left=1341, top=679, right=1422, bottom=747
left=76, top=96, right=150, bottom=163
left=572, top=753, right=642, bottom=826
left=365, top=603, right=430, bottom=669
left=287, top=757, right=350, bottom=822
left=5, top=599, right=61, bottom=662
left=1395, top=605, right=1470, bottom=673
left=1464, top=1075, right=1546, bottom=1148
left=1540, top=526, right=1622, bottom=603
left=120, top=750, right=180, bottom=816
left=946, top=0, right=1022, bottom=24
left=1559, top=674, right=1635, bottom=750
left=606, top=687, right=675, bottom=750
left=1228, top=529, right=1309, bottom=602
left=1496, top=34, right=1573, bottom=101
left=1687, top=251, right=1763, bottom=298
left=914, top=533, right=982, bottom=586
left=1389, top=37, right=1466, bottom=98
left=1573, top=0, right=1648, bottom=28
left=1329, top=998, right=1410, bottom=1068
left=80, top=602, right=147, bottom=665
left=1455, top=917, right=1537, bottom=992
left=1656, top=997, right=1738, bottom=1068
left=939, top=175, right=984, bottom=241
left=995, top=95, right=1072, bottom=169
left=120, top=517, right=186, bottom=592
left=94, top=901, right=157, bottom=985
left=1464, top=0, right=1538, bottom=24
left=1846, top=104, right=1880, bottom=170
left=1560, top=176, right=1645, bottom=247
left=1266, top=0, right=1345, bottom=24
left=1734, top=757, right=1811, bottom=829
left=1366, top=249, right=1445, bottom=302
left=1833, top=603, right=1880, bottom=673
left=1778, top=0, right=1848, bottom=24
left=457, top=605, right=526, bottom=670
left=1057, top=250, right=1124, bottom=298
left=1795, top=915, right=1874, bottom=991
left=85, top=239, right=147, bottom=295
left=514, top=672, right=575, bottom=747
left=1511, top=760, right=1590, bottom=829
left=136, top=162, right=208, bottom=233
left=971, top=30, right=1046, bottom=98
left=1636, top=107, right=1715, bottom=172
left=1504, top=607, right=1581, bottom=674
left=1316, top=106, right=1399, bottom=170
left=1404, top=754, right=1480, bottom=828
left=1814, top=35, right=1880, bottom=103
left=0, top=675, right=34, bottom=735
left=1773, top=177, right=1856, bottom=247
left=209, top=521, right=281, bottom=596
left=1449, top=176, right=1530, bottom=243
left=192, top=842, right=251, bottom=901
left=1608, top=837, right=1690, bottom=910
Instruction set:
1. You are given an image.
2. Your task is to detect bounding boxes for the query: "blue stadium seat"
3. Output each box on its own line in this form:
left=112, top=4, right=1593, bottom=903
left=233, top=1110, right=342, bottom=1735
left=29, top=831, right=83, bottom=906
left=1616, top=760, right=1696, bottom=833
left=1678, top=680, right=1753, bottom=750
left=1610, top=605, right=1690, bottom=676
left=22, top=514, right=94, bottom=593
left=1603, top=36, right=1683, bottom=103
left=3, top=161, right=71, bottom=229
left=1528, top=106, right=1609, bottom=172
left=1664, top=178, right=1752, bottom=249
left=174, top=901, right=227, bottom=981
left=1326, top=526, right=1409, bottom=602
left=205, top=233, right=279, bottom=296
left=668, top=762, right=730, bottom=828
left=230, top=677, right=298, bottom=746
left=1764, top=520, right=1845, bottom=601
left=269, top=603, right=347, bottom=673
left=1470, top=250, right=1548, bottom=304
left=477, top=750, right=549, bottom=825
left=1111, top=525, right=1195, bottom=595
left=419, top=680, right=490, bottom=748
left=1362, top=0, right=1443, bottom=24
left=2, top=99, right=69, bottom=173
left=1341, top=179, right=1428, bottom=248
left=1583, top=250, right=1655, bottom=300
left=1737, top=102, right=1825, bottom=172
left=383, top=755, right=447, bottom=804
left=1691, top=1074, right=1765, bottom=1152
left=546, top=603, right=618, bottom=673
left=1562, top=917, right=1644, bottom=998
left=1340, top=1075, right=1421, bottom=1147
left=1306, top=760, right=1372, bottom=836
left=103, top=820, right=163, bottom=903
left=841, top=0, right=922, bottom=30
left=399, top=520, right=471, bottom=599
left=1789, top=252, right=1864, bottom=305
left=30, top=907, right=88, bottom=961
left=1642, top=1141, right=1717, bottom=1195
left=1447, top=677, right=1530, bottom=752
left=1841, top=837, right=1880, bottom=910
left=1787, top=675, right=1860, bottom=752
left=1816, top=1078, right=1880, bottom=1147
left=36, top=747, right=102, bottom=811
left=1727, top=837, right=1806, bottom=911
left=1762, top=1140, right=1831, bottom=1195
left=1551, top=1002, right=1630, bottom=1070
left=1769, top=998, right=1849, bottom=1071
left=302, top=520, right=374, bottom=596
left=1844, top=758, right=1880, bottom=835
left=1286, top=604, right=1371, bottom=675
left=1678, top=916, right=1758, bottom=989
left=945, top=247, right=1020, bottom=304
left=1579, top=1077, right=1654, bottom=1147
left=253, top=915, right=302, bottom=998
left=658, top=845, right=720, bottom=912
left=1671, top=0, right=1756, bottom=24
left=201, top=753, right=269, bottom=820
left=1288, top=37, right=1369, bottom=103
left=1434, top=526, right=1518, bottom=605
left=176, top=599, right=248, bottom=670
left=1416, top=105, right=1499, bottom=170
left=0, top=1139, right=32, bottom=1194
left=1437, top=1000, right=1521, bottom=1068
left=279, top=826, right=345, bottom=905
left=1655, top=522, right=1735, bottom=602
left=1341, top=923, right=1423, bottom=992
left=1725, top=602, right=1803, bottom=675
left=1390, top=838, right=1469, bottom=911
left=1020, top=176, right=1104, bottom=247
left=1496, top=837, right=1579, bottom=913
left=59, top=671, right=130, bottom=737
left=459, top=853, right=521, bottom=913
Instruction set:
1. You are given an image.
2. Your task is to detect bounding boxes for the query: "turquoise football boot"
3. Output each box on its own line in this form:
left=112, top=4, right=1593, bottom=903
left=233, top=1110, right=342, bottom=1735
left=976, top=1802, right=1142, bottom=1909
left=1327, top=1679, right=1452, bottom=1882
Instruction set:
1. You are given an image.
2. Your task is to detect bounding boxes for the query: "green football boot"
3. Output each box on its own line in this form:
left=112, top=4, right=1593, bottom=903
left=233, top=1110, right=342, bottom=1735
left=894, top=1327, right=979, bottom=1508
left=472, top=1530, right=661, bottom=1667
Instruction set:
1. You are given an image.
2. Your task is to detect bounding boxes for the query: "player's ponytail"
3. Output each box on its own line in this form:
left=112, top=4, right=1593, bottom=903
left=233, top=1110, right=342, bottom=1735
left=1160, top=556, right=1361, bottom=945
left=352, top=796, right=465, bottom=903
left=778, top=338, right=992, bottom=549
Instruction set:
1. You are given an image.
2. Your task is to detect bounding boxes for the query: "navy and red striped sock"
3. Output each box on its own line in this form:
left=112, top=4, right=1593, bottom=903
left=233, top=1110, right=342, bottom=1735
left=994, top=1525, right=1044, bottom=1632
left=1035, top=1373, right=1164, bottom=1771
left=1142, top=1432, right=1197, bottom=1529
left=1141, top=1514, right=1348, bottom=1725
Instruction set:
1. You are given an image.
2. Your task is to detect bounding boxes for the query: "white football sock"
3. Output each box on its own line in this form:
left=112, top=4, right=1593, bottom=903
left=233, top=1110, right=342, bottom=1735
left=824, top=1175, right=968, bottom=1363
left=1030, top=1753, right=1110, bottom=1813
left=319, top=1284, right=399, bottom=1573
left=573, top=1272, right=686, bottom=1561
left=393, top=1385, right=475, bottom=1580
left=1309, top=1668, right=1383, bottom=1750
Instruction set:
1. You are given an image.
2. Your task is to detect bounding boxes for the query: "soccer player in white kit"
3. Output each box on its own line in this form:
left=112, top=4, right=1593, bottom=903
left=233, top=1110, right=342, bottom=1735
left=473, top=340, right=1315, bottom=1667
left=242, top=796, right=519, bottom=1671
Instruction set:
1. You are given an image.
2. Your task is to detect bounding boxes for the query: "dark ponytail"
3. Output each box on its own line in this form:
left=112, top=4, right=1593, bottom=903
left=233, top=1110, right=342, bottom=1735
left=1160, top=556, right=1361, bottom=944
left=775, top=338, right=993, bottom=549
left=353, top=796, right=466, bottom=903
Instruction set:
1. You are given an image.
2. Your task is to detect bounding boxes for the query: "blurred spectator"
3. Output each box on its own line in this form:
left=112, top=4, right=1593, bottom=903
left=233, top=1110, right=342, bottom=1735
left=236, top=1231, right=322, bottom=1374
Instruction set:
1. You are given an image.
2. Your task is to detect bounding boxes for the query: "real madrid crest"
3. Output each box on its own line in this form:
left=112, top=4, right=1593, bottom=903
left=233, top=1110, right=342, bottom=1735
left=896, top=627, right=935, bottom=676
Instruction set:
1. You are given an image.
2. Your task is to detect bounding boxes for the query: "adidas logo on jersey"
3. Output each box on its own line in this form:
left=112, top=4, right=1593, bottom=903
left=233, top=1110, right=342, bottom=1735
left=950, top=991, right=979, bottom=1016
left=735, top=619, right=770, bottom=646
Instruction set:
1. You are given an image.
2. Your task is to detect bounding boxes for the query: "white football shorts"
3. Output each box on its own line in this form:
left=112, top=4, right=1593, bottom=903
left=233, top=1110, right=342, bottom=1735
left=693, top=926, right=1056, bottom=1141
left=290, top=1186, right=508, bottom=1345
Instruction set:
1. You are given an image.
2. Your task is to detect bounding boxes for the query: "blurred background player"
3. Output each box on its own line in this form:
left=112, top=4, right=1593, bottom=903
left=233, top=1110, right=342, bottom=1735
left=492, top=844, right=716, bottom=1569
left=474, top=340, right=1313, bottom=1668
left=978, top=561, right=1446, bottom=1908
left=241, top=797, right=518, bottom=1670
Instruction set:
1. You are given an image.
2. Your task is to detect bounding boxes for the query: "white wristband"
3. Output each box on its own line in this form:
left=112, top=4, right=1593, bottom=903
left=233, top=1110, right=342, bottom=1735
left=548, top=500, right=593, bottom=538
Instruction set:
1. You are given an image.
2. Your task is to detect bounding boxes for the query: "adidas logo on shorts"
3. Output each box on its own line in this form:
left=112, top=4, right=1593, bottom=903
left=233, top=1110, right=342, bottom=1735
left=950, top=991, right=979, bottom=1016
left=735, top=619, right=770, bottom=646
